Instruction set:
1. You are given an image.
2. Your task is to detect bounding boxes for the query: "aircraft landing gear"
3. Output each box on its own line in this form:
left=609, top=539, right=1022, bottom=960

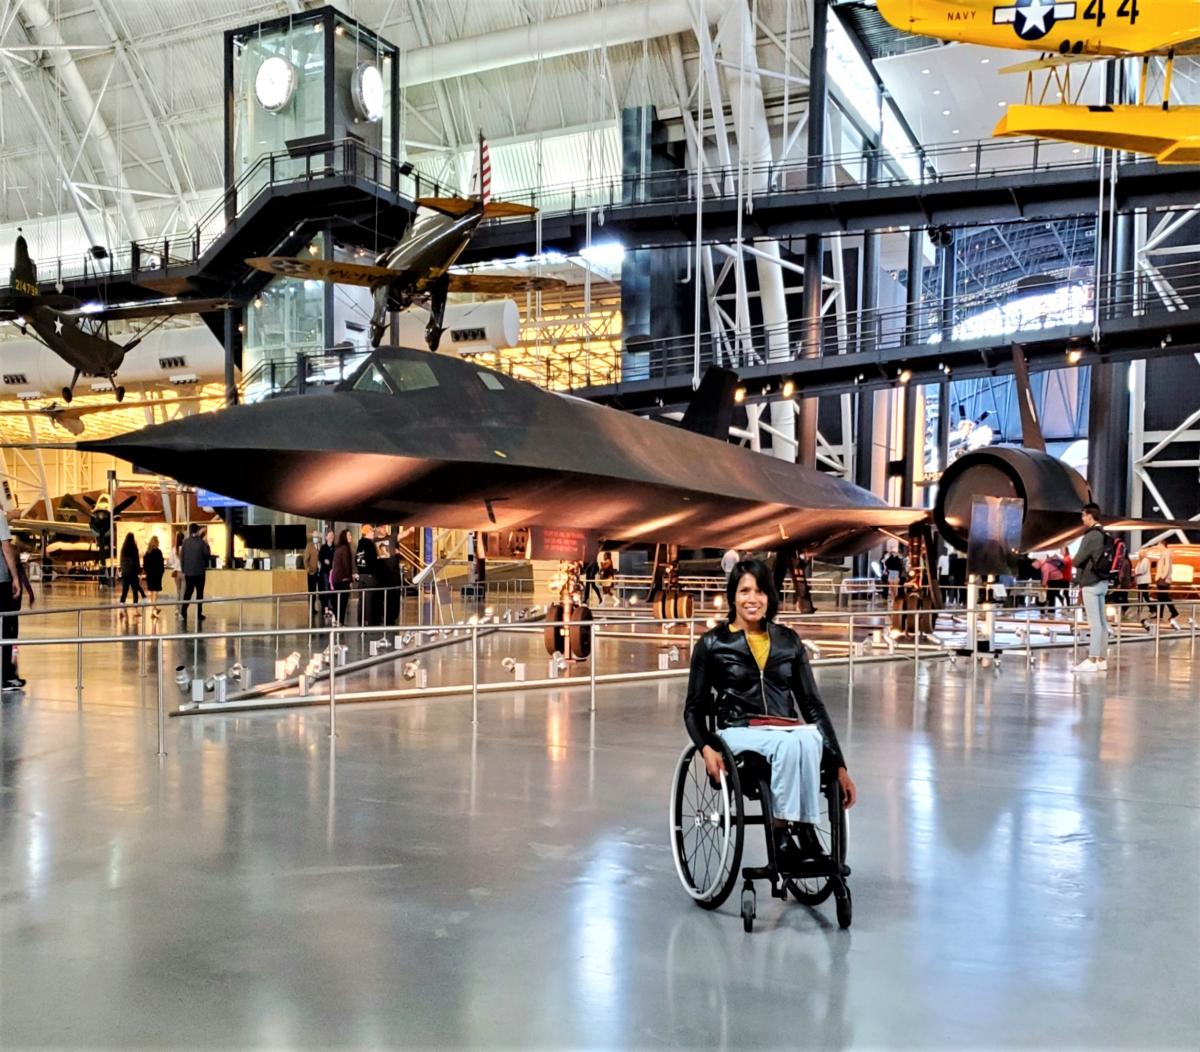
left=62, top=386, right=73, bottom=404
left=647, top=544, right=694, bottom=621
left=425, top=275, right=449, bottom=352
left=114, top=384, right=126, bottom=403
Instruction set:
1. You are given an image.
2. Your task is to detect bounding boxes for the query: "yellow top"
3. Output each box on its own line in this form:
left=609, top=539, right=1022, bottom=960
left=733, top=626, right=770, bottom=670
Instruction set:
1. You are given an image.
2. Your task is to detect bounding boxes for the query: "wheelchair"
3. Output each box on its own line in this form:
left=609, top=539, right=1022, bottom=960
left=669, top=733, right=851, bottom=932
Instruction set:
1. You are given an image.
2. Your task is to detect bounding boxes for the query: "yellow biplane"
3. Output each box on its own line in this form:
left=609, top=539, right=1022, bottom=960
left=877, top=0, right=1200, bottom=163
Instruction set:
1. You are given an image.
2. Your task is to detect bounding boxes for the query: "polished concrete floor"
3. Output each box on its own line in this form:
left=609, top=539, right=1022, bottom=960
left=2, top=619, right=1199, bottom=1048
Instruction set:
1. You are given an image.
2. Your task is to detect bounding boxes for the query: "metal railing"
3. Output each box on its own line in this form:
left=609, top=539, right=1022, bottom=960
left=8, top=592, right=1195, bottom=758
left=9, top=132, right=1178, bottom=299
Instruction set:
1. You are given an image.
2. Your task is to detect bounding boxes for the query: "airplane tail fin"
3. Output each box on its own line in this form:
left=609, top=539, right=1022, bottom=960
left=680, top=367, right=740, bottom=439
left=469, top=132, right=492, bottom=205
left=11, top=232, right=37, bottom=294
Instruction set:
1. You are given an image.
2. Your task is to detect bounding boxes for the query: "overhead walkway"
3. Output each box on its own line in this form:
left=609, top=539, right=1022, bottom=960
left=458, top=139, right=1200, bottom=262
left=14, top=139, right=418, bottom=319
left=567, top=264, right=1200, bottom=411
left=5, top=136, right=1198, bottom=311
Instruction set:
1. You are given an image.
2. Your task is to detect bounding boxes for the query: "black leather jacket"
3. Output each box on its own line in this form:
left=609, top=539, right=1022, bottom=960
left=683, top=621, right=846, bottom=770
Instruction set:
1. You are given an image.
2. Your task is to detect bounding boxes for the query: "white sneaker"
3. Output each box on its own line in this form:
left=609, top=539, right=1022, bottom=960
left=1096, top=659, right=1108, bottom=671
left=1170, top=618, right=1182, bottom=631
left=1073, top=658, right=1104, bottom=673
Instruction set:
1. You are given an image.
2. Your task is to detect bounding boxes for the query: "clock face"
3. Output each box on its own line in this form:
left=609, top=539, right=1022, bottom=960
left=255, top=55, right=297, bottom=113
left=351, top=62, right=384, bottom=122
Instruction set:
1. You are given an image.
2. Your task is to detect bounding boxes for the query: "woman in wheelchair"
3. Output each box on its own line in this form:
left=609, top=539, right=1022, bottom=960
left=674, top=559, right=856, bottom=927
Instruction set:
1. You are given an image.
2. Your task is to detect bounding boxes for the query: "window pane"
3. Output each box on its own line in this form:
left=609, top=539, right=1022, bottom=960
left=353, top=362, right=391, bottom=394
left=382, top=358, right=439, bottom=392
left=477, top=372, right=503, bottom=390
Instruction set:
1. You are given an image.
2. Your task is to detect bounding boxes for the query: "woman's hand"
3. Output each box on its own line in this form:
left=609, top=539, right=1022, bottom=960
left=837, top=767, right=857, bottom=809
left=701, top=744, right=726, bottom=783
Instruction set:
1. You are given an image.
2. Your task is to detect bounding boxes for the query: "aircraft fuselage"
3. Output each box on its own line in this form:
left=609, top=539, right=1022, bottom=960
left=376, top=208, right=484, bottom=312
left=878, top=0, right=1200, bottom=55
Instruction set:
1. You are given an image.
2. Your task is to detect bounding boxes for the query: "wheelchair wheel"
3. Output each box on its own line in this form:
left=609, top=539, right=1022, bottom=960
left=835, top=883, right=852, bottom=930
left=785, top=775, right=847, bottom=908
left=670, top=741, right=744, bottom=910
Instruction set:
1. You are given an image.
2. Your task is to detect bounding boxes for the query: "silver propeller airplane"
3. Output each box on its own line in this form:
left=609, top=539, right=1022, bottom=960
left=246, top=138, right=564, bottom=350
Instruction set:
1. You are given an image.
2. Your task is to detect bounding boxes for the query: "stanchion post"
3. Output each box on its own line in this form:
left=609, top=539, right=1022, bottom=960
left=156, top=638, right=166, bottom=757
left=1155, top=612, right=1161, bottom=661
left=913, top=620, right=920, bottom=687
left=589, top=620, right=597, bottom=713
left=75, top=608, right=83, bottom=694
left=328, top=626, right=337, bottom=738
left=471, top=624, right=479, bottom=725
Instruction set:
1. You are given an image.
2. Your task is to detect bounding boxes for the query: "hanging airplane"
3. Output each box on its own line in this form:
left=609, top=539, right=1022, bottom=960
left=246, top=136, right=565, bottom=350
left=0, top=394, right=207, bottom=437
left=80, top=344, right=1200, bottom=616
left=0, top=234, right=233, bottom=403
left=876, top=0, right=1200, bottom=162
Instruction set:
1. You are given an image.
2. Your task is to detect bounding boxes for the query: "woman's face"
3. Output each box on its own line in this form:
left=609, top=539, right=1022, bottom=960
left=326, top=530, right=335, bottom=544
left=733, top=573, right=768, bottom=626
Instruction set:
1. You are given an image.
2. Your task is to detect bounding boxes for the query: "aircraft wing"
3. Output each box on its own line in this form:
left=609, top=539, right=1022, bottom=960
left=68, top=297, right=235, bottom=322
left=245, top=257, right=397, bottom=287
left=443, top=272, right=567, bottom=295
left=9, top=517, right=93, bottom=538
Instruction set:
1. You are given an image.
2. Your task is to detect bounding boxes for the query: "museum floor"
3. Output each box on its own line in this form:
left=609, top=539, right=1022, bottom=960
left=2, top=597, right=1198, bottom=1048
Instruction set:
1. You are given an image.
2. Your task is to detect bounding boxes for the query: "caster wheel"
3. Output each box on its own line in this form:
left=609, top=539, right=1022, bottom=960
left=835, top=884, right=852, bottom=929
left=741, top=885, right=756, bottom=933
left=62, top=387, right=73, bottom=404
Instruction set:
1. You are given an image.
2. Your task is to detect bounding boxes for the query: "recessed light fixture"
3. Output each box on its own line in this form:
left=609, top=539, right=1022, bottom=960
left=734, top=386, right=746, bottom=404
left=899, top=369, right=913, bottom=384
left=960, top=146, right=969, bottom=152
left=952, top=128, right=960, bottom=134
left=921, top=68, right=931, bottom=74
left=981, top=57, right=990, bottom=64
left=942, top=109, right=950, bottom=116
left=781, top=379, right=795, bottom=399
left=933, top=89, right=941, bottom=96
left=1072, top=147, right=1081, bottom=154
left=1066, top=347, right=1084, bottom=365
left=998, top=100, right=1007, bottom=107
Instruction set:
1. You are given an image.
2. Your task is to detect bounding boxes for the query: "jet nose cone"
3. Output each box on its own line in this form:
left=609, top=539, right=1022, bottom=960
left=78, top=395, right=358, bottom=514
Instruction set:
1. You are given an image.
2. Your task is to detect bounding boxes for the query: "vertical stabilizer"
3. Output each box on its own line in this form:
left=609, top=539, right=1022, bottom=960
left=680, top=367, right=740, bottom=439
left=11, top=232, right=37, bottom=296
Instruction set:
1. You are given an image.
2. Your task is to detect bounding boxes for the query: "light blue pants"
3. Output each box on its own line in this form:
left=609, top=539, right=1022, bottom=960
left=1080, top=580, right=1109, bottom=659
left=717, top=725, right=824, bottom=824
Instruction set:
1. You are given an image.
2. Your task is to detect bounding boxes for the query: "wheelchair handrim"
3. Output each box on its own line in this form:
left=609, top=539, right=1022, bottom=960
left=669, top=746, right=733, bottom=902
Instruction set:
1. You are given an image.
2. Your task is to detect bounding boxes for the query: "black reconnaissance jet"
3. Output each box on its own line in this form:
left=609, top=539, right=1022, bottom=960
left=246, top=138, right=565, bottom=350
left=0, top=233, right=231, bottom=403
left=83, top=345, right=1200, bottom=579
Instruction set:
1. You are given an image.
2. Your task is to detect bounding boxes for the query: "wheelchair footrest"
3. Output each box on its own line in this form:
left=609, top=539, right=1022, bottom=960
left=741, top=865, right=774, bottom=881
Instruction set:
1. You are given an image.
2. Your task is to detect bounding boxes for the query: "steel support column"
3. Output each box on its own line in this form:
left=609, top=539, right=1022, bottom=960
left=901, top=229, right=924, bottom=506
left=798, top=0, right=830, bottom=469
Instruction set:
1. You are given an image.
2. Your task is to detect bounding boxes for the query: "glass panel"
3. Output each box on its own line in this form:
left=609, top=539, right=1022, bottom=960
left=381, top=358, right=439, bottom=392
left=353, top=362, right=392, bottom=394
left=231, top=19, right=328, bottom=207
left=477, top=372, right=503, bottom=390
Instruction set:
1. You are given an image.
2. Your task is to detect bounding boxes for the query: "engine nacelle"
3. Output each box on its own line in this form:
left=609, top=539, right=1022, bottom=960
left=934, top=447, right=1091, bottom=553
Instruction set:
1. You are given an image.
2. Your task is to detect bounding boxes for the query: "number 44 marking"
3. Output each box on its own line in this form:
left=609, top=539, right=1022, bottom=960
left=1083, top=0, right=1139, bottom=24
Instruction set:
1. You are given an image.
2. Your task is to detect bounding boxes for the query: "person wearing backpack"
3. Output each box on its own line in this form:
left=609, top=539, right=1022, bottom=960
left=1073, top=503, right=1111, bottom=673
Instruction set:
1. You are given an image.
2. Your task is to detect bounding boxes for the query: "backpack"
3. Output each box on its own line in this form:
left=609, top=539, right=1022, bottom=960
left=1093, top=530, right=1121, bottom=583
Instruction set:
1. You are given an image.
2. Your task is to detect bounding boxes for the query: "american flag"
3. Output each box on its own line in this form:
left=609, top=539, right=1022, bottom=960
left=474, top=136, right=491, bottom=204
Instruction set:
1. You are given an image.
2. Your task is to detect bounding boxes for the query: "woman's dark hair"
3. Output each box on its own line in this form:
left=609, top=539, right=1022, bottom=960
left=725, top=558, right=779, bottom=624
left=121, top=533, right=138, bottom=558
left=336, top=529, right=352, bottom=549
left=174, top=531, right=184, bottom=550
